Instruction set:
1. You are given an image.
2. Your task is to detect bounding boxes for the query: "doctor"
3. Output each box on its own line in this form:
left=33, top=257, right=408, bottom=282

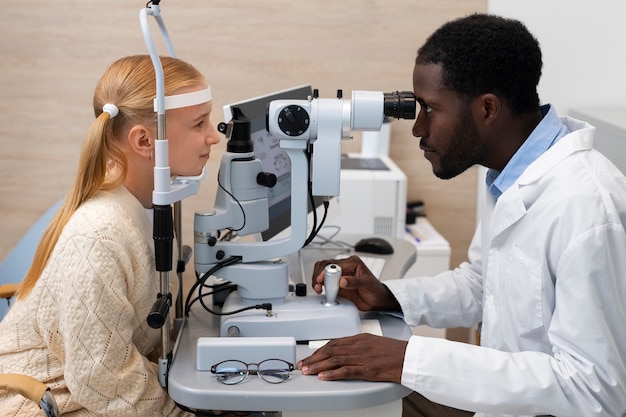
left=298, top=13, right=626, bottom=417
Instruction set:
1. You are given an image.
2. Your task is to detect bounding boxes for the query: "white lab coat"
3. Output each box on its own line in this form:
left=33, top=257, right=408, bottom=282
left=385, top=117, right=626, bottom=417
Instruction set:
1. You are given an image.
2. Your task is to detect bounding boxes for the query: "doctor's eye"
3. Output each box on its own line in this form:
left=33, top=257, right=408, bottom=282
left=417, top=100, right=432, bottom=115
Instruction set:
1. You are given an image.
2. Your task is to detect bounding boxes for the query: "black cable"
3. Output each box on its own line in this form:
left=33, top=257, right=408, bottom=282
left=186, top=282, right=238, bottom=313
left=303, top=199, right=330, bottom=247
left=302, top=144, right=325, bottom=247
left=199, top=296, right=272, bottom=316
left=175, top=402, right=254, bottom=416
left=216, top=170, right=247, bottom=232
left=184, top=256, right=241, bottom=316
left=312, top=200, right=330, bottom=237
left=185, top=257, right=273, bottom=318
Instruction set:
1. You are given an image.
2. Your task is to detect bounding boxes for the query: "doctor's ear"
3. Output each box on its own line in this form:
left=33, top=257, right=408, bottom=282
left=468, top=93, right=501, bottom=131
left=476, top=93, right=500, bottom=122
left=127, top=124, right=154, bottom=160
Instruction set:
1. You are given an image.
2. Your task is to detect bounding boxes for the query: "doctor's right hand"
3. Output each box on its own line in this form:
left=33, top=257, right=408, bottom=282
left=311, top=255, right=401, bottom=312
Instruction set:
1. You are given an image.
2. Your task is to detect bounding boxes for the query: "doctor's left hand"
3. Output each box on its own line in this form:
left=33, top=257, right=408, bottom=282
left=298, top=333, right=407, bottom=383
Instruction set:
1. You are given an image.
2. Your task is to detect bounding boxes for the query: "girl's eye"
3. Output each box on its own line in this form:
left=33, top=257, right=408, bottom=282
left=195, top=120, right=205, bottom=129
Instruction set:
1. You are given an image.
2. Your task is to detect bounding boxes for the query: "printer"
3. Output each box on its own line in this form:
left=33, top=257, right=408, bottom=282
left=328, top=153, right=407, bottom=238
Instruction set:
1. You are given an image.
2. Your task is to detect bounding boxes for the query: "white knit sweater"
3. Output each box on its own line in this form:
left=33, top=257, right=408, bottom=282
left=0, top=186, right=192, bottom=416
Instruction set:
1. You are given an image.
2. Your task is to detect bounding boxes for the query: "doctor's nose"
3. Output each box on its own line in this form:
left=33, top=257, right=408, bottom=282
left=412, top=118, right=427, bottom=139
left=412, top=106, right=429, bottom=139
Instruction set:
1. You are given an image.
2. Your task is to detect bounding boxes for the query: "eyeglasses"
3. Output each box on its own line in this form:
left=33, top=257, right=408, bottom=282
left=210, top=359, right=295, bottom=385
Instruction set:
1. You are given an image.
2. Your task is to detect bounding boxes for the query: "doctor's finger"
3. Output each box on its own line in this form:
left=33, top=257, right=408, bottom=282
left=298, top=337, right=359, bottom=368
left=313, top=256, right=363, bottom=278
left=299, top=351, right=360, bottom=377
left=316, top=365, right=367, bottom=381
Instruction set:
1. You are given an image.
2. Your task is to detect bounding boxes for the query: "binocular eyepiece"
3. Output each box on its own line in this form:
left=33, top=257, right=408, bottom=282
left=266, top=89, right=416, bottom=141
left=383, top=91, right=416, bottom=120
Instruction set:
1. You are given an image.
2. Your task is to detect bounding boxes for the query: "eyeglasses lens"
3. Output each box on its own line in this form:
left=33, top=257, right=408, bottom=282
left=214, top=360, right=248, bottom=385
left=258, top=359, right=293, bottom=384
left=212, top=359, right=293, bottom=385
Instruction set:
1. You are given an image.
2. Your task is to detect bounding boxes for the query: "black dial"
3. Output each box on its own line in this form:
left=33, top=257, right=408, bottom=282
left=277, top=105, right=310, bottom=137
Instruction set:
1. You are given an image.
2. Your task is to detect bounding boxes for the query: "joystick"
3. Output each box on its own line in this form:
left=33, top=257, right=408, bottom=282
left=323, top=264, right=342, bottom=306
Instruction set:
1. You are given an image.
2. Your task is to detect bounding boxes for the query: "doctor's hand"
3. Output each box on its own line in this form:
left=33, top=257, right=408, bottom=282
left=311, top=255, right=401, bottom=312
left=298, top=333, right=407, bottom=383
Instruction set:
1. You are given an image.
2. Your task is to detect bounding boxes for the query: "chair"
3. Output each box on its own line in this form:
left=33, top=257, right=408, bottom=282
left=0, top=201, right=63, bottom=415
left=0, top=374, right=59, bottom=417
left=0, top=199, right=63, bottom=320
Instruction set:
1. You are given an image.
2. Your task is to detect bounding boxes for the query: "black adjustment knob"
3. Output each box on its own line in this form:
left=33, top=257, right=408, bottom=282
left=257, top=172, right=277, bottom=187
left=295, top=283, right=307, bottom=296
left=147, top=293, right=171, bottom=329
left=277, top=105, right=310, bottom=137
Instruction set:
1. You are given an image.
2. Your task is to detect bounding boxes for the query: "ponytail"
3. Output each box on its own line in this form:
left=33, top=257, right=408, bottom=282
left=18, top=111, right=125, bottom=299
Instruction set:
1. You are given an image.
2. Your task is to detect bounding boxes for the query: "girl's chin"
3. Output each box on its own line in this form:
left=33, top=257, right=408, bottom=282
left=172, top=167, right=205, bottom=178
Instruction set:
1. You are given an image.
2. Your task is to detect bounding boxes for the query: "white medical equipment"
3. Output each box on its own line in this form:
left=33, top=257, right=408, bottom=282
left=138, top=1, right=415, bottom=386
left=193, top=88, right=415, bottom=341
left=139, top=1, right=208, bottom=387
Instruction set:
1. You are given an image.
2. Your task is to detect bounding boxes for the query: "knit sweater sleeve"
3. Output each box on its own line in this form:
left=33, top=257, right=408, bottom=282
left=37, top=230, right=189, bottom=416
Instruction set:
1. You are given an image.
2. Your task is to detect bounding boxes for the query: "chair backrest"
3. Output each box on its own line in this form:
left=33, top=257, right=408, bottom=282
left=0, top=199, right=63, bottom=320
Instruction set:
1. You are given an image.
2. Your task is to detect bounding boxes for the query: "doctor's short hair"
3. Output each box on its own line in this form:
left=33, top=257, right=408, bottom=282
left=416, top=13, right=542, bottom=115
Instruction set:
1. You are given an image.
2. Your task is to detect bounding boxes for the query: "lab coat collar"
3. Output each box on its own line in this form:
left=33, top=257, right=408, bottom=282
left=516, top=116, right=595, bottom=187
left=486, top=117, right=595, bottom=241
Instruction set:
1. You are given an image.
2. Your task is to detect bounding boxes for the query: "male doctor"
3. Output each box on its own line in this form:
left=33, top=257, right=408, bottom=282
left=298, top=13, right=626, bottom=417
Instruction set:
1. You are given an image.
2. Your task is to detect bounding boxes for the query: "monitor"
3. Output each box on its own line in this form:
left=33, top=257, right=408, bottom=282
left=223, top=85, right=323, bottom=241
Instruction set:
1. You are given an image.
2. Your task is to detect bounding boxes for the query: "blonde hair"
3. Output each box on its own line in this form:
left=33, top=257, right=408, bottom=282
left=18, top=55, right=206, bottom=299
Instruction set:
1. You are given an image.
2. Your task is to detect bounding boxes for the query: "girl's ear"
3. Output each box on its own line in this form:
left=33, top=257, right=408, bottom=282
left=127, top=124, right=154, bottom=160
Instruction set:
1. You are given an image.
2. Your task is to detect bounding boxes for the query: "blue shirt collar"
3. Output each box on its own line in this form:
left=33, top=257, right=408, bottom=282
left=486, top=104, right=570, bottom=200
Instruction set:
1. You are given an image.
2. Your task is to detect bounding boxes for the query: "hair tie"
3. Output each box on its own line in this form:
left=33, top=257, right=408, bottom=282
left=102, top=103, right=119, bottom=119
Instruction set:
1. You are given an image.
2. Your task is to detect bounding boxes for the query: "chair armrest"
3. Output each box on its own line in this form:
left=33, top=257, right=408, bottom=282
left=0, top=373, right=47, bottom=404
left=0, top=374, right=59, bottom=417
left=0, top=283, right=21, bottom=299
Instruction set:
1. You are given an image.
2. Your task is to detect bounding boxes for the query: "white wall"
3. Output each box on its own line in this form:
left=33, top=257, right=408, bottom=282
left=477, top=1, right=626, bottom=226
left=488, top=0, right=626, bottom=114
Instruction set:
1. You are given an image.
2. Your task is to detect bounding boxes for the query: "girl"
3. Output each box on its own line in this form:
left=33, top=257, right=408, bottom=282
left=0, top=55, right=220, bottom=416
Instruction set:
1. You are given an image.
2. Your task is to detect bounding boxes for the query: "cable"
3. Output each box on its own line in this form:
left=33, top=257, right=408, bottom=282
left=301, top=144, right=333, bottom=248
left=303, top=199, right=330, bottom=247
left=186, top=282, right=238, bottom=312
left=312, top=199, right=330, bottom=236
left=216, top=170, right=247, bottom=232
left=175, top=402, right=254, bottom=416
left=184, top=256, right=241, bottom=316
left=199, top=298, right=272, bottom=317
left=185, top=257, right=273, bottom=318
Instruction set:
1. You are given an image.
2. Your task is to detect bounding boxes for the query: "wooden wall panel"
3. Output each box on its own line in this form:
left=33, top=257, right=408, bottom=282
left=0, top=0, right=485, bottom=281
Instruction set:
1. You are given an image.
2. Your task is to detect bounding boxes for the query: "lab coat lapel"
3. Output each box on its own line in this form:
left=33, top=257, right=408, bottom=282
left=486, top=117, right=594, bottom=242
left=488, top=185, right=527, bottom=241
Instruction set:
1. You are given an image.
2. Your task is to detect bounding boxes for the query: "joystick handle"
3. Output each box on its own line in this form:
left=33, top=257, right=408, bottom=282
left=323, top=264, right=342, bottom=305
